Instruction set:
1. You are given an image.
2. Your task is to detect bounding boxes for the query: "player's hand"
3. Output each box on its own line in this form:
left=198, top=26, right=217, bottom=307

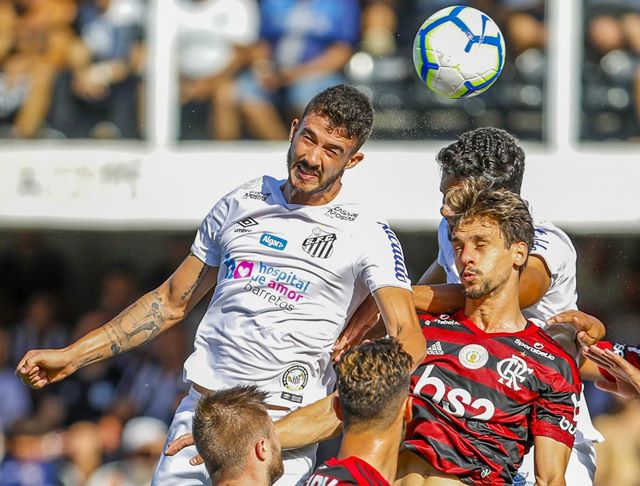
left=332, top=294, right=380, bottom=362
left=583, top=345, right=640, bottom=399
left=546, top=310, right=605, bottom=346
left=15, top=348, right=77, bottom=389
left=165, top=433, right=203, bottom=466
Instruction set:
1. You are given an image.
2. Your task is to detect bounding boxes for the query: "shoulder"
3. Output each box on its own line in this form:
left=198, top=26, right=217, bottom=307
left=532, top=220, right=576, bottom=257
left=231, top=175, right=279, bottom=202
left=528, top=325, right=580, bottom=383
left=530, top=220, right=576, bottom=274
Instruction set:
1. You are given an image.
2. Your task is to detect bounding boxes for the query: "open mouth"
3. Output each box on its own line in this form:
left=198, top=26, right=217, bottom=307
left=296, top=164, right=319, bottom=181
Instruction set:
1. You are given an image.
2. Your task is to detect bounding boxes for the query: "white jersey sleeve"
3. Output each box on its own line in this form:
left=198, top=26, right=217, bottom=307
left=355, top=220, right=412, bottom=293
left=191, top=193, right=233, bottom=267
left=523, top=220, right=578, bottom=321
left=437, top=218, right=460, bottom=283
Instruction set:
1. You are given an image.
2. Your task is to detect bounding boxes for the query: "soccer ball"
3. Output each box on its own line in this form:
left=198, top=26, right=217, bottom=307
left=413, top=6, right=506, bottom=99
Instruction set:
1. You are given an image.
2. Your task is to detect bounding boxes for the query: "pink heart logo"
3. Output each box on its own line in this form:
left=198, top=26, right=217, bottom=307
left=233, top=261, right=254, bottom=279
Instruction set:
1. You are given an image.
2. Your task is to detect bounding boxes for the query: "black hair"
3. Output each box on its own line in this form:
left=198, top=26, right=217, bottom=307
left=301, top=84, right=374, bottom=150
left=437, top=127, right=525, bottom=194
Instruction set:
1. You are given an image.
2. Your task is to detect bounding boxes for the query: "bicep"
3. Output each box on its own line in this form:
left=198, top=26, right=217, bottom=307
left=164, top=253, right=218, bottom=313
left=372, top=286, right=417, bottom=335
left=519, top=255, right=552, bottom=309
left=373, top=286, right=425, bottom=367
left=534, top=435, right=571, bottom=485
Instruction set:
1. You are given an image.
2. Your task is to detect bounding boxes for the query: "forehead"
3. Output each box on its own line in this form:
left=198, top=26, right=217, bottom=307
left=452, top=217, right=502, bottom=241
left=300, top=112, right=354, bottom=144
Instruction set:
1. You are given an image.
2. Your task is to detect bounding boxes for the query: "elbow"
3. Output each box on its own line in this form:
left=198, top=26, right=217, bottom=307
left=535, top=474, right=566, bottom=486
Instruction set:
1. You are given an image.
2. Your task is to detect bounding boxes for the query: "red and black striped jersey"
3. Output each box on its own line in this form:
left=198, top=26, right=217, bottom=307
left=305, top=456, right=391, bottom=486
left=596, top=340, right=640, bottom=380
left=404, top=311, right=581, bottom=485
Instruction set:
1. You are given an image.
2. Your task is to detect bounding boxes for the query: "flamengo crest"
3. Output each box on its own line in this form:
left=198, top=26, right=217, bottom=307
left=302, top=228, right=336, bottom=259
left=497, top=355, right=533, bottom=391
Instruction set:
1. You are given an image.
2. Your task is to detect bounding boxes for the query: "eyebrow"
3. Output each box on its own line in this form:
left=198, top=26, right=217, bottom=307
left=301, top=128, right=345, bottom=154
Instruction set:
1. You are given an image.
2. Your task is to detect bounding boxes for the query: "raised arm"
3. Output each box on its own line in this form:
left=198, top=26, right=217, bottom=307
left=533, top=436, right=570, bottom=486
left=275, top=393, right=341, bottom=450
left=412, top=283, right=465, bottom=314
left=373, top=286, right=426, bottom=368
left=17, top=254, right=218, bottom=389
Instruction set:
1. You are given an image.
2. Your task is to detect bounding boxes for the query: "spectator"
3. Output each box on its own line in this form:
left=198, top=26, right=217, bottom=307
left=11, top=293, right=68, bottom=366
left=237, top=0, right=360, bottom=140
left=85, top=417, right=167, bottom=486
left=0, top=328, right=32, bottom=433
left=0, top=231, right=69, bottom=322
left=594, top=398, right=640, bottom=486
left=585, top=0, right=640, bottom=132
left=0, top=419, right=61, bottom=486
left=49, top=0, right=146, bottom=139
left=176, top=0, right=259, bottom=140
left=0, top=1, right=76, bottom=139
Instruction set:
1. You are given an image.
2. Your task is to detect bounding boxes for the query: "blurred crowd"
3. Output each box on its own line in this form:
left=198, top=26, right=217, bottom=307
left=0, top=0, right=145, bottom=140
left=1, top=0, right=638, bottom=142
left=0, top=232, right=197, bottom=486
left=0, top=230, right=639, bottom=485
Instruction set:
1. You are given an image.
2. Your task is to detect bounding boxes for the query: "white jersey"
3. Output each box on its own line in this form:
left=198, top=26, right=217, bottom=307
left=184, top=176, right=411, bottom=409
left=436, top=216, right=603, bottom=445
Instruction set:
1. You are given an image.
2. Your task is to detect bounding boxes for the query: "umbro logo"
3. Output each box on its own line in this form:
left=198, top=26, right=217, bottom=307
left=427, top=341, right=444, bottom=356
left=237, top=217, right=258, bottom=228
left=234, top=217, right=259, bottom=233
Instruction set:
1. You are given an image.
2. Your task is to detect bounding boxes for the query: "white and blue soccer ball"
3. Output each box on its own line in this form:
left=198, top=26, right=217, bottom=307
left=413, top=6, right=506, bottom=99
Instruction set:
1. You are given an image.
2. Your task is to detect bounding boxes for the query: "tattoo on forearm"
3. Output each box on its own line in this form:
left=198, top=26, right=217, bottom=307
left=181, top=265, right=209, bottom=301
left=103, top=291, right=167, bottom=356
left=76, top=352, right=105, bottom=370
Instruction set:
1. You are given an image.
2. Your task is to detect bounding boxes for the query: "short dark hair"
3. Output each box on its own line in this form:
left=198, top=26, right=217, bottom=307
left=301, top=84, right=374, bottom=150
left=192, top=385, right=272, bottom=481
left=437, top=127, right=525, bottom=194
left=442, top=179, right=534, bottom=262
left=336, top=338, right=412, bottom=430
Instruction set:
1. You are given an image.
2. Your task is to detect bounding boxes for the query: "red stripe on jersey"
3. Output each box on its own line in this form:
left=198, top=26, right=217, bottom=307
left=596, top=341, right=640, bottom=382
left=408, top=311, right=581, bottom=484
left=422, top=313, right=579, bottom=394
left=307, top=456, right=391, bottom=486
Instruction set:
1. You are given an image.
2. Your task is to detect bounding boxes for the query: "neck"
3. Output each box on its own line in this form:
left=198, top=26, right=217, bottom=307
left=282, top=180, right=342, bottom=206
left=337, top=420, right=403, bottom=482
left=464, top=276, right=527, bottom=333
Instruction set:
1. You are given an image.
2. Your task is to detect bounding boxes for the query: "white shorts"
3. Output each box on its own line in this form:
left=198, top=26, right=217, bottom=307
left=152, top=387, right=316, bottom=486
left=513, top=440, right=596, bottom=486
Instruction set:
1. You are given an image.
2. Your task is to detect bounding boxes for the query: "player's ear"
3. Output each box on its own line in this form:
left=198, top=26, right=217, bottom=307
left=512, top=241, right=528, bottom=267
left=332, top=395, right=343, bottom=421
left=345, top=151, right=364, bottom=170
left=289, top=119, right=300, bottom=141
left=255, top=437, right=268, bottom=462
left=403, top=396, right=413, bottom=423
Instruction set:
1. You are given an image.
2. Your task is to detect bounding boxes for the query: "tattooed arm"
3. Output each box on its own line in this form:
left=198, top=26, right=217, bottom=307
left=16, top=254, right=218, bottom=389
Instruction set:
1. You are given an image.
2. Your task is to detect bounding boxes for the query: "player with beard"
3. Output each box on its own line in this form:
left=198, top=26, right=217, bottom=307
left=335, top=127, right=604, bottom=486
left=192, top=385, right=284, bottom=485
left=269, top=181, right=581, bottom=485
left=16, top=84, right=425, bottom=486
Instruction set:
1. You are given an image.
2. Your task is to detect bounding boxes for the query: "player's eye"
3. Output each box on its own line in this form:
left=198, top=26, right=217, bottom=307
left=325, top=148, right=338, bottom=157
